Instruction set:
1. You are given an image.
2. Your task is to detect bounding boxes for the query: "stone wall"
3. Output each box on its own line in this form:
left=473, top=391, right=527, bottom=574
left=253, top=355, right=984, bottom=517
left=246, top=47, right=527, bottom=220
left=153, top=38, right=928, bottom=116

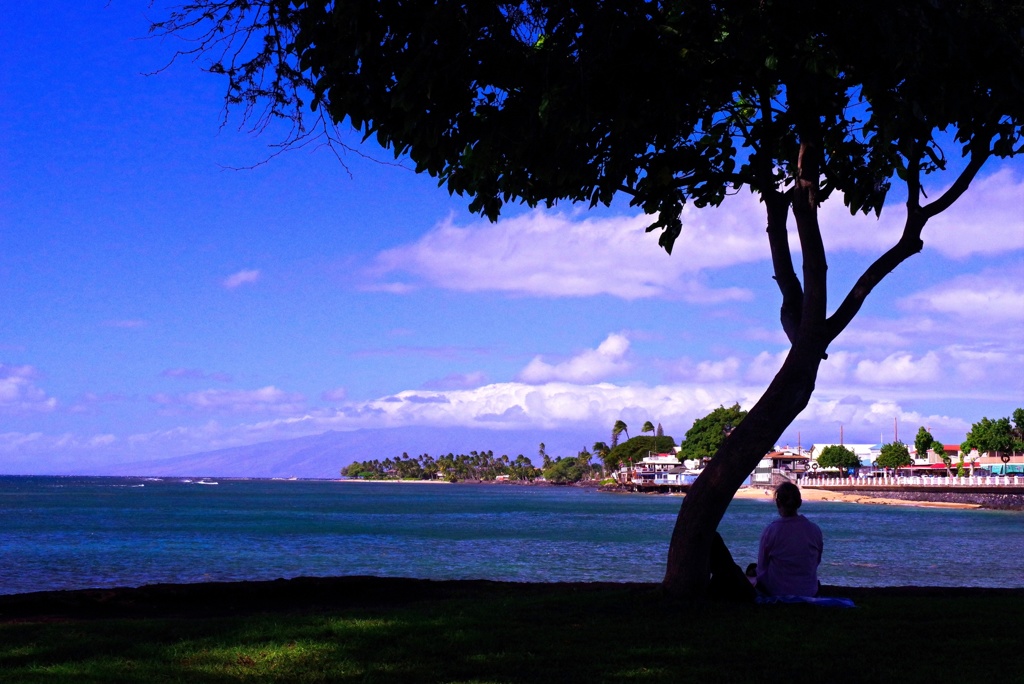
left=832, top=487, right=1024, bottom=510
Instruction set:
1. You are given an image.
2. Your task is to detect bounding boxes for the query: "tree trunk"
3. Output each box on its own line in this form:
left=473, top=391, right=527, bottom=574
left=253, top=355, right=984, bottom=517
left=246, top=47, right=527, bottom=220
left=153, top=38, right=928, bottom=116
left=662, top=133, right=828, bottom=599
left=662, top=333, right=826, bottom=599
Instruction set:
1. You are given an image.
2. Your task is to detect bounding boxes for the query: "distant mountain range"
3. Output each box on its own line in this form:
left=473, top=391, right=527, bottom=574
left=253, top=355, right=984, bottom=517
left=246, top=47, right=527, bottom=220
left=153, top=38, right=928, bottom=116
left=84, top=426, right=597, bottom=479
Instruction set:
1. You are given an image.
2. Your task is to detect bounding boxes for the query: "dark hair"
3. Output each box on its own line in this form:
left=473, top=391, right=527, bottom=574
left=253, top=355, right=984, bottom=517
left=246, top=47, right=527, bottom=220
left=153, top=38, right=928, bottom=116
left=774, top=482, right=802, bottom=514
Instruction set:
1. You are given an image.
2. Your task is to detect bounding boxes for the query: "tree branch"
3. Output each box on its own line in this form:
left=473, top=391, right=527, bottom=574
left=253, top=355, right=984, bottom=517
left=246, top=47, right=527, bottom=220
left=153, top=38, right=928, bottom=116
left=755, top=90, right=803, bottom=344
left=826, top=140, right=990, bottom=343
left=921, top=144, right=991, bottom=219
left=826, top=154, right=928, bottom=342
left=765, top=191, right=801, bottom=343
left=792, top=139, right=829, bottom=350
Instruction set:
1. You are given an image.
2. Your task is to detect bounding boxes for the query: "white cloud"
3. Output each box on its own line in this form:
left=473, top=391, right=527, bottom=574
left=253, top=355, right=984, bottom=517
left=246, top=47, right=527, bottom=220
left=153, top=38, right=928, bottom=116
left=152, top=386, right=305, bottom=414
left=364, top=170, right=1022, bottom=303
left=0, top=365, right=58, bottom=413
left=223, top=269, right=261, bottom=289
left=745, top=350, right=788, bottom=383
left=315, top=381, right=761, bottom=434
left=816, top=351, right=854, bottom=385
left=924, top=168, right=1024, bottom=258
left=790, top=396, right=970, bottom=445
left=694, top=357, right=742, bottom=382
left=900, top=269, right=1024, bottom=324
left=7, top=361, right=1011, bottom=465
left=369, top=205, right=765, bottom=301
left=518, top=333, right=632, bottom=383
left=817, top=168, right=1024, bottom=257
left=854, top=351, right=942, bottom=385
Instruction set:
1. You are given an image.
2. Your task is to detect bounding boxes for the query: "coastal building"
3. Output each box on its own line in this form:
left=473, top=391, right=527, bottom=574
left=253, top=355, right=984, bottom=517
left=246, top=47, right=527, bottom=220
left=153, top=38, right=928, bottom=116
left=913, top=444, right=964, bottom=463
left=751, top=448, right=809, bottom=485
left=613, top=452, right=681, bottom=483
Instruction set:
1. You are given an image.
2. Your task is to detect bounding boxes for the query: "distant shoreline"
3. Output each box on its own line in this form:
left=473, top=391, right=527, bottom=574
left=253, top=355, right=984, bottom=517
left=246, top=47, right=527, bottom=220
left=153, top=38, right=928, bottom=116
left=333, top=478, right=1001, bottom=510
left=334, top=478, right=451, bottom=484
left=732, top=485, right=983, bottom=509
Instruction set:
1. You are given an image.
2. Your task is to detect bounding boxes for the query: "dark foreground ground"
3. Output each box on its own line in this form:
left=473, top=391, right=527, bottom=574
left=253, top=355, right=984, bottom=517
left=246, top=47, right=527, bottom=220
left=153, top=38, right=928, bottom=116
left=2, top=577, right=1022, bottom=683
left=2, top=575, right=1022, bottom=621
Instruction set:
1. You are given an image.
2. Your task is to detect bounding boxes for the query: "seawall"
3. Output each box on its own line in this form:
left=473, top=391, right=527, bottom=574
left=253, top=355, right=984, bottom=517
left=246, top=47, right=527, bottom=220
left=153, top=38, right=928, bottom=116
left=817, top=487, right=1024, bottom=511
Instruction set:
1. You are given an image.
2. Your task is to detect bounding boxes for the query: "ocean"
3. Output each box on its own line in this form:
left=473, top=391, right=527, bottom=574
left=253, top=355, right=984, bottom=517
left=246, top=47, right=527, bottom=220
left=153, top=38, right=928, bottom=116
left=1, top=476, right=1021, bottom=595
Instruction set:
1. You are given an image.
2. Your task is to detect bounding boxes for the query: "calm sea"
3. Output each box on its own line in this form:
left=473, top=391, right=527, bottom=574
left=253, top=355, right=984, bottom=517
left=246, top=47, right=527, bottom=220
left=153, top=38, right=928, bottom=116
left=1, top=476, right=1021, bottom=595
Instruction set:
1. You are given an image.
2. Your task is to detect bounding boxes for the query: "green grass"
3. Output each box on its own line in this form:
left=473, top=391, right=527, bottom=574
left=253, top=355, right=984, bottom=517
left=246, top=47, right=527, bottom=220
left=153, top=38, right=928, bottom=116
left=1, top=585, right=1020, bottom=683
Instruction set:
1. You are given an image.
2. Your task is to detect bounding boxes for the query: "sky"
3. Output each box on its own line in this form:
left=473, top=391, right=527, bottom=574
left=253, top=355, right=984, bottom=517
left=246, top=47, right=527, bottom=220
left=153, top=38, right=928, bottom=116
left=1, top=3, right=1022, bottom=473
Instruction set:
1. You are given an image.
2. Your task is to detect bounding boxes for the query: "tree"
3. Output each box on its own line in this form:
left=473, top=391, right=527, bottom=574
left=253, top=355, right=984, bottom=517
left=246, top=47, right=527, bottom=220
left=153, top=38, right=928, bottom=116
left=577, top=447, right=594, bottom=480
left=592, top=441, right=611, bottom=476
left=677, top=405, right=747, bottom=464
left=606, top=435, right=677, bottom=473
left=154, top=2, right=1024, bottom=598
left=877, top=442, right=913, bottom=470
left=914, top=427, right=935, bottom=461
left=543, top=456, right=585, bottom=483
left=1013, top=409, right=1024, bottom=452
left=816, top=445, right=860, bottom=475
left=612, top=420, right=630, bottom=445
left=962, top=412, right=1023, bottom=458
left=932, top=442, right=951, bottom=476
left=641, top=421, right=656, bottom=455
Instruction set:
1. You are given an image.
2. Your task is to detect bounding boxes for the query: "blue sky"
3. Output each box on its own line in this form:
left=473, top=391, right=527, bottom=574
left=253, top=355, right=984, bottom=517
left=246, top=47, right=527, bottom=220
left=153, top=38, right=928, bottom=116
left=2, top=3, right=1022, bottom=472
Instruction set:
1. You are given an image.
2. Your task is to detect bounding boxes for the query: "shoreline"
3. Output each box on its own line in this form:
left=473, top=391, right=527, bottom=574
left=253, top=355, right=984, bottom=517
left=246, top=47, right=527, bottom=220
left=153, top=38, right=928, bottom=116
left=336, top=479, right=998, bottom=509
left=733, top=485, right=982, bottom=509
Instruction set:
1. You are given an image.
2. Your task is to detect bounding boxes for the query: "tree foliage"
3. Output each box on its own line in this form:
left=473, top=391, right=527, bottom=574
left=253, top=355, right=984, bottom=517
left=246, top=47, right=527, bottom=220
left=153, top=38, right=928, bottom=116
left=612, top=420, right=629, bottom=445
left=816, top=445, right=860, bottom=474
left=914, top=427, right=935, bottom=460
left=877, top=442, right=913, bottom=470
left=677, top=405, right=747, bottom=463
left=342, top=449, right=538, bottom=482
left=542, top=451, right=599, bottom=483
left=961, top=409, right=1024, bottom=457
left=156, top=0, right=1024, bottom=598
left=153, top=2, right=1024, bottom=251
left=604, top=436, right=676, bottom=472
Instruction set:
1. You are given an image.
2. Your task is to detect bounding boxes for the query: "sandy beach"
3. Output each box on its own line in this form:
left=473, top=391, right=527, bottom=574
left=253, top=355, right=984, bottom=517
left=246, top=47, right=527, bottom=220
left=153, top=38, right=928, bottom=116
left=733, top=485, right=981, bottom=509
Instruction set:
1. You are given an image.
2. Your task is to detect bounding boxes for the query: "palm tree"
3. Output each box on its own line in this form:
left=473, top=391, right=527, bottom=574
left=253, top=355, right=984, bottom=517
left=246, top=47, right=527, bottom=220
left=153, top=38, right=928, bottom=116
left=642, top=421, right=656, bottom=458
left=578, top=447, right=593, bottom=480
left=613, top=420, right=629, bottom=444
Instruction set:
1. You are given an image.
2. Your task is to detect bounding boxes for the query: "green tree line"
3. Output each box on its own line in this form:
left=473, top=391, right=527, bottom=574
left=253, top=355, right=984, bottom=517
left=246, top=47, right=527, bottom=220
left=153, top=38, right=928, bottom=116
left=341, top=447, right=607, bottom=484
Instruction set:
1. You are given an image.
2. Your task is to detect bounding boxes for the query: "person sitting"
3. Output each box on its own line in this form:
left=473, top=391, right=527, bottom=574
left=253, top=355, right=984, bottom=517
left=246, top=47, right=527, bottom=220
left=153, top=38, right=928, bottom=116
left=754, top=482, right=822, bottom=597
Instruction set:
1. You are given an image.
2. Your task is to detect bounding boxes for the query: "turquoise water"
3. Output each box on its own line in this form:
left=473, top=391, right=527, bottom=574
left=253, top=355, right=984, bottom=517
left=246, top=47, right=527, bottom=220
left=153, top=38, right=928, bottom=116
left=1, top=476, right=1021, bottom=595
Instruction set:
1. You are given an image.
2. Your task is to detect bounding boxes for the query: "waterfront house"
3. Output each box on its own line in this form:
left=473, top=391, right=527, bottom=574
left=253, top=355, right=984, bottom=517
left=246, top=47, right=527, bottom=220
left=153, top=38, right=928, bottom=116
left=751, top=448, right=809, bottom=485
left=613, top=452, right=681, bottom=483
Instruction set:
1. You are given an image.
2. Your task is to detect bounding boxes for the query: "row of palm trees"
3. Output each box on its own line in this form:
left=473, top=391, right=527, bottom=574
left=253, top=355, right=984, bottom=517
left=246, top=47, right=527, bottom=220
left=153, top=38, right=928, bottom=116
left=341, top=450, right=539, bottom=482
left=607, top=420, right=662, bottom=447
left=343, top=420, right=667, bottom=483
left=591, top=419, right=668, bottom=473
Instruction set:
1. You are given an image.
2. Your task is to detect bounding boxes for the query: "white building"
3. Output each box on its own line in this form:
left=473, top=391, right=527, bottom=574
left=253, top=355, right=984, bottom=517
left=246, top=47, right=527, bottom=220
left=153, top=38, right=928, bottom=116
left=751, top=448, right=809, bottom=485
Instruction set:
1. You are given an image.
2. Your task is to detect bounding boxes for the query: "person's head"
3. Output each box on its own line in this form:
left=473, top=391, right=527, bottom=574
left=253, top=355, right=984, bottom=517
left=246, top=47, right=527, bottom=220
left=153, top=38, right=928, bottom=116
left=774, top=482, right=802, bottom=517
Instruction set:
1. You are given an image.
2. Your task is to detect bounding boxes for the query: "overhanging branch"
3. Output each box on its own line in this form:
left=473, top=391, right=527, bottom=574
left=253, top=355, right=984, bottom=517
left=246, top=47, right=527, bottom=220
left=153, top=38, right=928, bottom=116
left=826, top=143, right=991, bottom=343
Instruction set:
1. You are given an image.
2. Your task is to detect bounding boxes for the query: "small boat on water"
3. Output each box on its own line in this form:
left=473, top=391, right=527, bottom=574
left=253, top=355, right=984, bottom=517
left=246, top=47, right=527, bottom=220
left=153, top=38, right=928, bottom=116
left=195, top=479, right=219, bottom=485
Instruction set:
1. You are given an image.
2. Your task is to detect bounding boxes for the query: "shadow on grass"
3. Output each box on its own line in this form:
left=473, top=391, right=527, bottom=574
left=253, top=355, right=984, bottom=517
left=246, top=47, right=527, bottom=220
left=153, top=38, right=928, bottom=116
left=1, top=579, right=1021, bottom=683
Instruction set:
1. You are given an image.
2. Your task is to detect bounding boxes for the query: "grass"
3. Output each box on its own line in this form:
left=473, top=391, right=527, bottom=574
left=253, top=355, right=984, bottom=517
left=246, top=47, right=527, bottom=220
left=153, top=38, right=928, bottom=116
left=0, top=582, right=1020, bottom=683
